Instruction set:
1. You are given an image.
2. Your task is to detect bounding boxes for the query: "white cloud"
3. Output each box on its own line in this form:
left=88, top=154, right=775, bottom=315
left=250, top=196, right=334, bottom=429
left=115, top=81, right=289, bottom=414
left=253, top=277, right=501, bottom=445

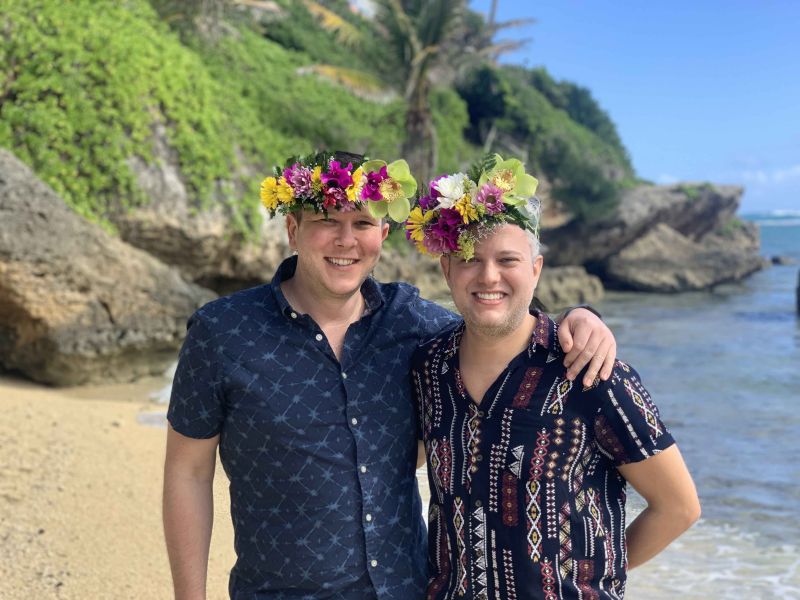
left=741, top=163, right=800, bottom=185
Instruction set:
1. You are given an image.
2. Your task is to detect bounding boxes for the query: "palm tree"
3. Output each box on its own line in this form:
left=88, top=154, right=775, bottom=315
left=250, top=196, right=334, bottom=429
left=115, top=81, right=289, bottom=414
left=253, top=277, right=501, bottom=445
left=374, top=0, right=464, bottom=184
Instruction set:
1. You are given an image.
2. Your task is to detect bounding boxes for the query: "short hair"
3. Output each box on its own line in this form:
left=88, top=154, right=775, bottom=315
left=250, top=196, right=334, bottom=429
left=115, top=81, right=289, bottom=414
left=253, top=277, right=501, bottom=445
left=524, top=228, right=541, bottom=259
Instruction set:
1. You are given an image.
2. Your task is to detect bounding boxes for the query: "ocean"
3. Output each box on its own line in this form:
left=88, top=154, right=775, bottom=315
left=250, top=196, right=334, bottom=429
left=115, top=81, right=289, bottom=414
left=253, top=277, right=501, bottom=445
left=609, top=212, right=800, bottom=598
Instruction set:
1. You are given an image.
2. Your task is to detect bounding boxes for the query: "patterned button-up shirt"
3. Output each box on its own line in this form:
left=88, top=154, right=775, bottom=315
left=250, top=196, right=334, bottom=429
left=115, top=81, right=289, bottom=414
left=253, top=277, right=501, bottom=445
left=168, top=256, right=457, bottom=599
left=411, top=311, right=675, bottom=600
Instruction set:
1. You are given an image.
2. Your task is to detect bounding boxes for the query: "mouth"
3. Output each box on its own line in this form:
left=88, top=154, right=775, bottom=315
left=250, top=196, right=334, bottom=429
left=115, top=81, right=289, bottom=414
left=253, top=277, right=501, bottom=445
left=325, top=257, right=359, bottom=267
left=473, top=291, right=507, bottom=303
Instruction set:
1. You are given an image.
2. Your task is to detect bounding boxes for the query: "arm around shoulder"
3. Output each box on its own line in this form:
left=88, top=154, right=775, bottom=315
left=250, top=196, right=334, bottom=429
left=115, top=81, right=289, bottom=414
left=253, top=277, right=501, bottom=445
left=163, top=425, right=220, bottom=600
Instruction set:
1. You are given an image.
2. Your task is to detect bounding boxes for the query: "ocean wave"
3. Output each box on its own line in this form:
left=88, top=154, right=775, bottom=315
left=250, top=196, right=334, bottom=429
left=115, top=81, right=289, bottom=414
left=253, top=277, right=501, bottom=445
left=753, top=218, right=800, bottom=226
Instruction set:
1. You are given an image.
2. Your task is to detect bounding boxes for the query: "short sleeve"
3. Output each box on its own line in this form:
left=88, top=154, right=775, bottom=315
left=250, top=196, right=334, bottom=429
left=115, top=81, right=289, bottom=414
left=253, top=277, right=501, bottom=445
left=593, top=360, right=674, bottom=466
left=166, top=313, right=225, bottom=439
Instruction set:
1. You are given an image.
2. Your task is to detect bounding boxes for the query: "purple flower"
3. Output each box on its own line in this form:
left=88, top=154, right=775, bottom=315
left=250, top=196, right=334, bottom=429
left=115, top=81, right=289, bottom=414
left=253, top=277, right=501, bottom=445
left=424, top=208, right=462, bottom=254
left=321, top=160, right=354, bottom=189
left=475, top=183, right=505, bottom=215
left=361, top=166, right=388, bottom=201
left=283, top=163, right=314, bottom=197
left=418, top=194, right=438, bottom=210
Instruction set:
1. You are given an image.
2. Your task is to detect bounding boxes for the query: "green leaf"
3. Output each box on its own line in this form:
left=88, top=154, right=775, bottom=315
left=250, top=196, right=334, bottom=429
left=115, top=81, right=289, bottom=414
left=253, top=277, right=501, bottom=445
left=387, top=196, right=411, bottom=222
left=368, top=200, right=388, bottom=218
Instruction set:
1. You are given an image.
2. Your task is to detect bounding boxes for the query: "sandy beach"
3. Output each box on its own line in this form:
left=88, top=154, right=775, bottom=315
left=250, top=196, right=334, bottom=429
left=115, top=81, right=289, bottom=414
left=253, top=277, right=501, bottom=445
left=0, top=374, right=235, bottom=599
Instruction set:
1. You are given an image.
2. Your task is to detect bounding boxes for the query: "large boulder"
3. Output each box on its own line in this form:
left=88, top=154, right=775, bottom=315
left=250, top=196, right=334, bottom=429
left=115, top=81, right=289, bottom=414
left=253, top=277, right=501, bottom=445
left=603, top=222, right=767, bottom=292
left=542, top=183, right=742, bottom=267
left=0, top=149, right=215, bottom=386
left=116, top=124, right=285, bottom=295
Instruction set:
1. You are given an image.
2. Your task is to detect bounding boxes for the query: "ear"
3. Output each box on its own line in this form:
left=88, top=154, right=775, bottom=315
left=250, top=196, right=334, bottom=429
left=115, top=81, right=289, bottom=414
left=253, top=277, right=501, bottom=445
left=286, top=213, right=300, bottom=251
left=531, top=254, right=544, bottom=291
left=439, top=254, right=452, bottom=284
left=380, top=221, right=390, bottom=242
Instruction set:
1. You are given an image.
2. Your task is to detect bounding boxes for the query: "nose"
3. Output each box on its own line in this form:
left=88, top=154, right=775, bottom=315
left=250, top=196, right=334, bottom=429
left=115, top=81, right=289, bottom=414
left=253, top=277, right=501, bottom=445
left=477, top=260, right=501, bottom=285
left=335, top=222, right=356, bottom=247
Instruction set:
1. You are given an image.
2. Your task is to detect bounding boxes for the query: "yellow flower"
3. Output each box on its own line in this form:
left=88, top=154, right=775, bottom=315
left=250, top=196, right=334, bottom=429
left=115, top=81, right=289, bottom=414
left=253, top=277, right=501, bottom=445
left=347, top=167, right=364, bottom=202
left=260, top=176, right=280, bottom=211
left=276, top=176, right=295, bottom=205
left=454, top=194, right=478, bottom=223
left=405, top=206, right=435, bottom=242
left=311, top=166, right=323, bottom=194
left=379, top=178, right=404, bottom=204
left=490, top=169, right=515, bottom=192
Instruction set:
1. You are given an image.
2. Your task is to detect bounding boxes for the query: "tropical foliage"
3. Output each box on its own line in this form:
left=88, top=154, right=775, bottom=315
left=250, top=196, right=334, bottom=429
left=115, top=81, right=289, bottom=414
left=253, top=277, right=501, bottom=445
left=0, top=0, right=635, bottom=231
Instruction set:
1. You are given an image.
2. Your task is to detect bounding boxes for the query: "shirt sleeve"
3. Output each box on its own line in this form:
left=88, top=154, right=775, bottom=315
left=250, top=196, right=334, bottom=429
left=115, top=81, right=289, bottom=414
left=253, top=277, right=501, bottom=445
left=166, top=312, right=226, bottom=439
left=592, top=360, right=675, bottom=466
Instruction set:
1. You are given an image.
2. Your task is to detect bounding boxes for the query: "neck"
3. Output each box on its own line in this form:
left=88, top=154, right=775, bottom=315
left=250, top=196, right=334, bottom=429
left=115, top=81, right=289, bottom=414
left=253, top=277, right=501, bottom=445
left=460, top=313, right=537, bottom=367
left=281, top=271, right=364, bottom=328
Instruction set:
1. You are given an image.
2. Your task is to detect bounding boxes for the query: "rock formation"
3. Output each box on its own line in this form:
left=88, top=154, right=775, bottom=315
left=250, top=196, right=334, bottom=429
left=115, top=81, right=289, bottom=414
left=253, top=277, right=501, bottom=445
left=0, top=150, right=215, bottom=386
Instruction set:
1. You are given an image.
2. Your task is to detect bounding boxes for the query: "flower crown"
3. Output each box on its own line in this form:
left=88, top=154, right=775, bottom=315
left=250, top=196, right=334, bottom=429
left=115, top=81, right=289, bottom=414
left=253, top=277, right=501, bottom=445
left=260, top=151, right=417, bottom=223
left=404, top=154, right=541, bottom=260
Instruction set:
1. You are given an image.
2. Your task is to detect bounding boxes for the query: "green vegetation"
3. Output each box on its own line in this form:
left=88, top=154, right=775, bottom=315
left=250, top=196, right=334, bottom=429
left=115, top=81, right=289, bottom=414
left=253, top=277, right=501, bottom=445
left=676, top=182, right=715, bottom=201
left=0, top=0, right=637, bottom=232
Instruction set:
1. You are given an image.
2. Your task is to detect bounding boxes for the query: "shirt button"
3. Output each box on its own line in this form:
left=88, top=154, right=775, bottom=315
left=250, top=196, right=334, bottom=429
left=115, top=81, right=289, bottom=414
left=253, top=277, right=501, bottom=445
left=360, top=465, right=367, bottom=473
left=351, top=417, right=358, bottom=426
left=365, top=514, right=373, bottom=522
left=290, top=311, right=298, bottom=319
left=370, top=559, right=378, bottom=568
left=315, top=333, right=323, bottom=341
left=342, top=372, right=348, bottom=380
left=475, top=500, right=482, bottom=508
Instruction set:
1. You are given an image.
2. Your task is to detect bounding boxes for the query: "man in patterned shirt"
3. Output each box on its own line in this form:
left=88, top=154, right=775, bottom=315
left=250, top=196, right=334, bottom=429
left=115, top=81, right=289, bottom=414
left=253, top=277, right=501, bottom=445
left=409, top=158, right=700, bottom=599
left=162, top=152, right=618, bottom=600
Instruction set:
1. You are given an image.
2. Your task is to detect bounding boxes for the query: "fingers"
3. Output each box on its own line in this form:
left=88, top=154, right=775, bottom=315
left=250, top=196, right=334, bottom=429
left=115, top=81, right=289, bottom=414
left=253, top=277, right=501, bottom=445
left=559, top=322, right=574, bottom=353
left=564, top=331, right=597, bottom=381
left=580, top=337, right=616, bottom=387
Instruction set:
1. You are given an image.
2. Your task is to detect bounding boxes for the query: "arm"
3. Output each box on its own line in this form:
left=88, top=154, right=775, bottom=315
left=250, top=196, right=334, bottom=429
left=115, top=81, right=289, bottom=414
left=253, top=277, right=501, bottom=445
left=163, top=425, right=220, bottom=600
left=617, top=444, right=701, bottom=569
left=557, top=308, right=617, bottom=386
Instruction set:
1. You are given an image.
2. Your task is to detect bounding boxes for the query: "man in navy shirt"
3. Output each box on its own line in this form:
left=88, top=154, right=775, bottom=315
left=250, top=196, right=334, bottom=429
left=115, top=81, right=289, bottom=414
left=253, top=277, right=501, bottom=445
left=162, top=152, right=617, bottom=599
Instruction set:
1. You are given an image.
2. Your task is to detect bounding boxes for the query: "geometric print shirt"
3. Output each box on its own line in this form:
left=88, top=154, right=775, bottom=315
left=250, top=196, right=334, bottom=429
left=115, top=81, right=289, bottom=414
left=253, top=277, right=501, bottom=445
left=168, top=256, right=457, bottom=600
left=410, top=310, right=675, bottom=600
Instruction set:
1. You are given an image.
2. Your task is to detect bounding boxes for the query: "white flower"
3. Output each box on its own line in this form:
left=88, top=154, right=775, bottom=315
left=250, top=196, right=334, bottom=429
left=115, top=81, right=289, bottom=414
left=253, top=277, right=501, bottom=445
left=433, top=173, right=469, bottom=206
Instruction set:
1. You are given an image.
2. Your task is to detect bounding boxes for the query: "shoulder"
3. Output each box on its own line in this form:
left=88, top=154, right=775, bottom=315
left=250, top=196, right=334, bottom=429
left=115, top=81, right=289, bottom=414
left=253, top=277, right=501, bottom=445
left=410, top=319, right=462, bottom=372
left=190, top=284, right=274, bottom=330
left=374, top=279, right=458, bottom=326
left=580, top=358, right=648, bottom=404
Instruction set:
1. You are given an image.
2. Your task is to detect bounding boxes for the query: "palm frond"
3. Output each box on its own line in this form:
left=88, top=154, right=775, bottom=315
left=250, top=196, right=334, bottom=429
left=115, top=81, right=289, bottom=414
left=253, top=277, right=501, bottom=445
left=302, top=0, right=362, bottom=48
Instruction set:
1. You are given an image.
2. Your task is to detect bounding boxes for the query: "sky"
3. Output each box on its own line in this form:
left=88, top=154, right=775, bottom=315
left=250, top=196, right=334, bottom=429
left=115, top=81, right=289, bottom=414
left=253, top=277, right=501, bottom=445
left=468, top=1, right=800, bottom=214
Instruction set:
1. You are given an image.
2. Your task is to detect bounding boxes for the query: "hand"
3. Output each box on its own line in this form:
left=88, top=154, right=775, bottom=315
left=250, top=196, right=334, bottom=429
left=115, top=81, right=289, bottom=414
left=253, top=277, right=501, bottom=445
left=558, top=308, right=616, bottom=386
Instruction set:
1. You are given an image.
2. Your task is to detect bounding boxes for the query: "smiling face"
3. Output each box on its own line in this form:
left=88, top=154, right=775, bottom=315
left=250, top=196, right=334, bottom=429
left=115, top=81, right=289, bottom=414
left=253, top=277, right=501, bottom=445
left=286, top=208, right=389, bottom=303
left=441, top=224, right=543, bottom=338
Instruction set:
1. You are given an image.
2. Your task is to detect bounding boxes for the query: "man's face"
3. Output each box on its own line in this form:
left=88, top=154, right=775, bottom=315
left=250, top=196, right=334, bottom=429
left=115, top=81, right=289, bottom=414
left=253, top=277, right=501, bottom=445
left=286, top=208, right=389, bottom=301
left=440, top=224, right=543, bottom=338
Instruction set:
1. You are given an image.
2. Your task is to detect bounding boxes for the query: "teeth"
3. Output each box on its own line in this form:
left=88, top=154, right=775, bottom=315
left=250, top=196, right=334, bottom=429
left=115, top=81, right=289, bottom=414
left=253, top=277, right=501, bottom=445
left=476, top=293, right=504, bottom=300
left=328, top=258, right=356, bottom=266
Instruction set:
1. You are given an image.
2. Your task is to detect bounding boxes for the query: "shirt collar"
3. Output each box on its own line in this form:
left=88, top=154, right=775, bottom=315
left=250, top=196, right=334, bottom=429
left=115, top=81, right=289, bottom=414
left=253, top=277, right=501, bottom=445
left=269, top=255, right=385, bottom=319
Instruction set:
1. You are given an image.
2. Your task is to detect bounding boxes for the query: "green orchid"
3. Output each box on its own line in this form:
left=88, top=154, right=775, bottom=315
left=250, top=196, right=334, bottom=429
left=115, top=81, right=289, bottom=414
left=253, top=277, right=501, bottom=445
left=363, top=159, right=417, bottom=222
left=478, top=153, right=539, bottom=206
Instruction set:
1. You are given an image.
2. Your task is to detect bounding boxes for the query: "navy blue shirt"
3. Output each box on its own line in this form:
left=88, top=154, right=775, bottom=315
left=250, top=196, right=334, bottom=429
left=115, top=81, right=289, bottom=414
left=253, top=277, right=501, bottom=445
left=168, top=256, right=457, bottom=599
left=411, top=312, right=675, bottom=599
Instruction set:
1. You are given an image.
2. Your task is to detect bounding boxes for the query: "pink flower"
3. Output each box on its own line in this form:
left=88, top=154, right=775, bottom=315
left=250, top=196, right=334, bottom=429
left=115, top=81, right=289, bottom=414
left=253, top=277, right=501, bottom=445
left=283, top=163, right=313, bottom=197
left=475, top=183, right=505, bottom=214
left=321, top=160, right=354, bottom=189
left=323, top=186, right=348, bottom=209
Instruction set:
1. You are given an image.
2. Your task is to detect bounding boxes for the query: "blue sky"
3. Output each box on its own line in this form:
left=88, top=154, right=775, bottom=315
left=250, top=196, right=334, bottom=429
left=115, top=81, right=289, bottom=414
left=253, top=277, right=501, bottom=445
left=469, top=1, right=800, bottom=213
